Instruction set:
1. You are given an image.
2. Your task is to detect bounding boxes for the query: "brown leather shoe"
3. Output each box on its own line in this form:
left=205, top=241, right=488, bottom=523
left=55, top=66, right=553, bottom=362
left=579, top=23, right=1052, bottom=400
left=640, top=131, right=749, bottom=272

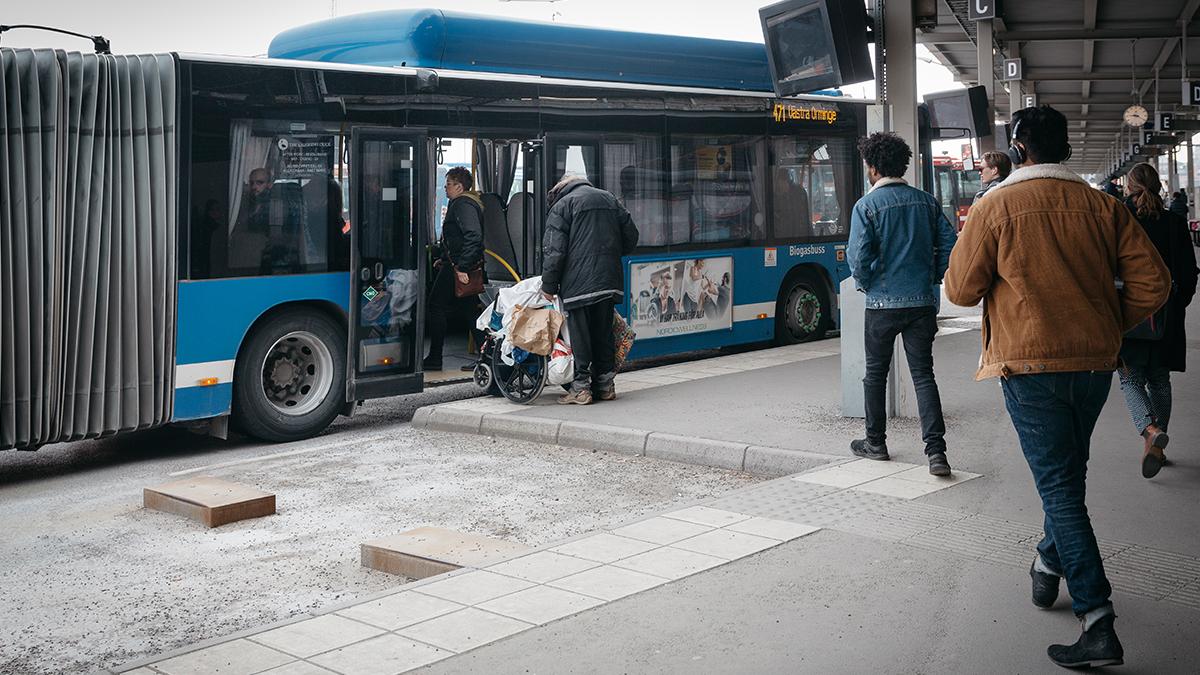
left=1141, top=425, right=1169, bottom=478
left=595, top=388, right=616, bottom=401
left=558, top=389, right=593, bottom=405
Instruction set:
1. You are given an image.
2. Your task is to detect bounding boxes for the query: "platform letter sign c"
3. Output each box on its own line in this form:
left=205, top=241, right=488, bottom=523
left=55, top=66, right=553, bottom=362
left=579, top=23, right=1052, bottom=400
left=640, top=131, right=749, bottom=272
left=970, top=0, right=996, bottom=21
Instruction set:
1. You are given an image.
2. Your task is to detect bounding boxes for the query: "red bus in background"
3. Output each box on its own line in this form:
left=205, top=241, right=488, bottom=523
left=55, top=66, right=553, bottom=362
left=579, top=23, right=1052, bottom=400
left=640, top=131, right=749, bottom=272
left=931, top=156, right=981, bottom=231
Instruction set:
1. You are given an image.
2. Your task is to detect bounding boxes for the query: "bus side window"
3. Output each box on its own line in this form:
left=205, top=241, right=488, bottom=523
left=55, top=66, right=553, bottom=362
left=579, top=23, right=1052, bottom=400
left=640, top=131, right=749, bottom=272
left=669, top=135, right=766, bottom=245
left=603, top=137, right=667, bottom=247
left=769, top=137, right=852, bottom=241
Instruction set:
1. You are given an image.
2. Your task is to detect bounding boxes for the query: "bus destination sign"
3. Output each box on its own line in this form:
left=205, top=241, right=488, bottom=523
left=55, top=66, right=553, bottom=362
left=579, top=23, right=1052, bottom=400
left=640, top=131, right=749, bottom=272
left=772, top=103, right=838, bottom=125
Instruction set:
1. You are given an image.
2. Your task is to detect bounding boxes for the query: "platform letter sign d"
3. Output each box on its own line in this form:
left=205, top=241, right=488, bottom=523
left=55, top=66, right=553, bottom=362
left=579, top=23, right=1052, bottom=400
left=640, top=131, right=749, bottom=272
left=1190, top=81, right=1200, bottom=106
left=969, top=0, right=996, bottom=21
left=1003, top=59, right=1022, bottom=81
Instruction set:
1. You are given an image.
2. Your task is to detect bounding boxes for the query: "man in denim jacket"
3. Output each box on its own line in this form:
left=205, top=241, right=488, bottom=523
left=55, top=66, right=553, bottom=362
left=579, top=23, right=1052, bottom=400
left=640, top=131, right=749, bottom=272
left=847, top=132, right=958, bottom=476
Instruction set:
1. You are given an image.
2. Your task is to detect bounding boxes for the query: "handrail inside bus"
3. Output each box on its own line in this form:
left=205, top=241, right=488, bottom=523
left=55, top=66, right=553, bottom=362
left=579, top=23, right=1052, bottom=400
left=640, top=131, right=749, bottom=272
left=484, top=249, right=520, bottom=282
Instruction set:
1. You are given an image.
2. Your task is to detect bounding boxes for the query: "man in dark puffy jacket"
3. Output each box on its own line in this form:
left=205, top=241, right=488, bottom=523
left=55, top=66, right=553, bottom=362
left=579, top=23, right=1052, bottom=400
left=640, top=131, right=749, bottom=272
left=542, top=174, right=639, bottom=404
left=424, top=166, right=484, bottom=371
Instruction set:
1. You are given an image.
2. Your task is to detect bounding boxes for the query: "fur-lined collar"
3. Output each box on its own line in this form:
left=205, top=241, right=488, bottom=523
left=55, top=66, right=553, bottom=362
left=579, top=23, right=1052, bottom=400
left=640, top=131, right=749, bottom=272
left=868, top=177, right=907, bottom=193
left=979, top=163, right=1089, bottom=202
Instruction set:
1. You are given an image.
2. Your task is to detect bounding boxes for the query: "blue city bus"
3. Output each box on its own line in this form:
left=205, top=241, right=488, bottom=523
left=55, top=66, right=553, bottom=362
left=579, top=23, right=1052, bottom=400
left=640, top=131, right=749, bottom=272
left=0, top=10, right=865, bottom=451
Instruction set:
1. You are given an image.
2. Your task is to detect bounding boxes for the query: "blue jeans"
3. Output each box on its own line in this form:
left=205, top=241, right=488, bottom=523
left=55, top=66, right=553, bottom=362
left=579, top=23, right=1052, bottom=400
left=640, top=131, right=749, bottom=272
left=863, top=306, right=947, bottom=454
left=1001, top=371, right=1114, bottom=617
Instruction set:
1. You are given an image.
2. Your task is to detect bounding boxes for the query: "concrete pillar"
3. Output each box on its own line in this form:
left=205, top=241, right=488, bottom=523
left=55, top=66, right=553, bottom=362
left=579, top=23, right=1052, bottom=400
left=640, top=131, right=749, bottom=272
left=1007, top=41, right=1021, bottom=122
left=1170, top=147, right=1180, bottom=192
left=1187, top=136, right=1196, bottom=218
left=885, top=0, right=920, bottom=188
left=977, top=20, right=998, bottom=151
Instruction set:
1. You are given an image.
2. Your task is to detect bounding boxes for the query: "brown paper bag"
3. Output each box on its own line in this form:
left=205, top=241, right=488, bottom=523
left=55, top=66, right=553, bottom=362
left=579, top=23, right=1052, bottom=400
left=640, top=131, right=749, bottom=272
left=509, top=304, right=563, bottom=356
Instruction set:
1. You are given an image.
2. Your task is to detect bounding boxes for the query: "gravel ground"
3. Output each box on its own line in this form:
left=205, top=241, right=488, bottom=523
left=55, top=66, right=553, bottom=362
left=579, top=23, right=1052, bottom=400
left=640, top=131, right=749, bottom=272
left=0, top=385, right=757, bottom=674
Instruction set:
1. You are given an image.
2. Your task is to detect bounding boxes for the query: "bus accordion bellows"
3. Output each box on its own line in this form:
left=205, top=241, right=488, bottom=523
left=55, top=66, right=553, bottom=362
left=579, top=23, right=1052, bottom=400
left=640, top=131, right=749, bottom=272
left=1, top=9, right=866, bottom=451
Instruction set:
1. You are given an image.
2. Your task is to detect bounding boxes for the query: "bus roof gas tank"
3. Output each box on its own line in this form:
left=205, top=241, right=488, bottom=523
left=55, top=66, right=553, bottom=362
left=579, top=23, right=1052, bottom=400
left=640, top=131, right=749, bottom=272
left=270, top=8, right=791, bottom=93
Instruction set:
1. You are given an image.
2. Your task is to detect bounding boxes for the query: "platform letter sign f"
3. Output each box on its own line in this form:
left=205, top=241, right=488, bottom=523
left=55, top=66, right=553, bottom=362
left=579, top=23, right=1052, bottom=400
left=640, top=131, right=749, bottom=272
left=970, top=0, right=996, bottom=21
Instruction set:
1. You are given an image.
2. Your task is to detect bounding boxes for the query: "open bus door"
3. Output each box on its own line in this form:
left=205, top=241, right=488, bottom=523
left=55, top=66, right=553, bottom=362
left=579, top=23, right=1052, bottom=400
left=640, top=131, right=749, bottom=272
left=523, top=139, right=545, bottom=276
left=346, top=128, right=428, bottom=400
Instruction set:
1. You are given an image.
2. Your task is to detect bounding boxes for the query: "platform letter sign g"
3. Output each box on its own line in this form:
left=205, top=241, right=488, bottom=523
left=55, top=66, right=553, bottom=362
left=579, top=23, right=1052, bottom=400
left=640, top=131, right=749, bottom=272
left=970, top=0, right=996, bottom=21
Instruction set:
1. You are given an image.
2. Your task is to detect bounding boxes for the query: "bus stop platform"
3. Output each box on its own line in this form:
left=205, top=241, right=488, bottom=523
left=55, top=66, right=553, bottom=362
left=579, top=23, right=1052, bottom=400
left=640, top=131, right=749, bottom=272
left=120, top=314, right=1200, bottom=673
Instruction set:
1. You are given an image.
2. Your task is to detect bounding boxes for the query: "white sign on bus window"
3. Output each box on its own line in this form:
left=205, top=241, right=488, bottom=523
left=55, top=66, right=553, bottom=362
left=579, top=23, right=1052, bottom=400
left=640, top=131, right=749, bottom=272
left=630, top=257, right=733, bottom=339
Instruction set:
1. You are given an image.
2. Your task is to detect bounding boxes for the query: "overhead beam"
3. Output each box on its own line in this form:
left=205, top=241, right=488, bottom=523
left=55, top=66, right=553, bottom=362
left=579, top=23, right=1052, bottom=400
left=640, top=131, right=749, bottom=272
left=1023, top=69, right=1183, bottom=81
left=997, top=24, right=1200, bottom=42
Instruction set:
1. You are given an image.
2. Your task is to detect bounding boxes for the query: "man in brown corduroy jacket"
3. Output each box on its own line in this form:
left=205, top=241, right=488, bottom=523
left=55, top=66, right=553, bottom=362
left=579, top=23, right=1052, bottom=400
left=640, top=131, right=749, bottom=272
left=946, top=105, right=1168, bottom=669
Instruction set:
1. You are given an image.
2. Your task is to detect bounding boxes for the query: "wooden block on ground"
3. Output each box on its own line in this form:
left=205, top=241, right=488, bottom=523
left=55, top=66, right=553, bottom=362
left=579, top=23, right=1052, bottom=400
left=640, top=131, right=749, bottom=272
left=362, top=527, right=532, bottom=578
left=144, top=477, right=276, bottom=528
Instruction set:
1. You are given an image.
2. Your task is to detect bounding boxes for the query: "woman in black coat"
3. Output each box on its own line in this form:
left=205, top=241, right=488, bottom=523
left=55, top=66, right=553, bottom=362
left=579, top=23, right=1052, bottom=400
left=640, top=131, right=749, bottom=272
left=1119, top=163, right=1199, bottom=478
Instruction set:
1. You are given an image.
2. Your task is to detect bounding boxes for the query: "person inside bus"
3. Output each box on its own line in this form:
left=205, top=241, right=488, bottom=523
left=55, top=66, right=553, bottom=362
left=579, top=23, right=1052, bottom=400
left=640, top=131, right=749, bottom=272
left=973, top=150, right=1012, bottom=204
left=230, top=167, right=306, bottom=274
left=424, top=166, right=484, bottom=371
left=772, top=166, right=811, bottom=237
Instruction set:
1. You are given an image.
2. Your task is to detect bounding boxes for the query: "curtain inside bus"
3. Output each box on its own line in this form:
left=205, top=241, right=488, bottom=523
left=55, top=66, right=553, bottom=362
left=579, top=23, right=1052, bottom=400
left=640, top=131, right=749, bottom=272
left=0, top=49, right=177, bottom=450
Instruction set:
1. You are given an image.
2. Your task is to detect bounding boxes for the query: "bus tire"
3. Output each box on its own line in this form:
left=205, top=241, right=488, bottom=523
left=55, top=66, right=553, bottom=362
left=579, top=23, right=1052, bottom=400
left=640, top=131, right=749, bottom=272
left=233, top=310, right=346, bottom=442
left=775, top=273, right=830, bottom=345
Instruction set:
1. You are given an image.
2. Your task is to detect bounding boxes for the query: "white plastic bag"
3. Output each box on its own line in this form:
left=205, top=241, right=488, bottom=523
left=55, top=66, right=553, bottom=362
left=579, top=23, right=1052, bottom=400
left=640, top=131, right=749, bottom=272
left=547, top=338, right=574, bottom=385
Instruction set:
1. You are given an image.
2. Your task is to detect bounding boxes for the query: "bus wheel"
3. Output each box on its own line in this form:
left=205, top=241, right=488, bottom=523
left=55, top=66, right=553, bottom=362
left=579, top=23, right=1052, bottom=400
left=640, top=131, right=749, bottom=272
left=776, top=275, right=830, bottom=345
left=233, top=310, right=346, bottom=442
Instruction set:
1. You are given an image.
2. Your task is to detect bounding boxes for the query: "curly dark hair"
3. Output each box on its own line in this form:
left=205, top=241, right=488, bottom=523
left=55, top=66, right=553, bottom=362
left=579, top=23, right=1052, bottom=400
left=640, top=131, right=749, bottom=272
left=857, top=132, right=912, bottom=178
left=446, top=166, right=474, bottom=191
left=1012, top=105, right=1070, bottom=164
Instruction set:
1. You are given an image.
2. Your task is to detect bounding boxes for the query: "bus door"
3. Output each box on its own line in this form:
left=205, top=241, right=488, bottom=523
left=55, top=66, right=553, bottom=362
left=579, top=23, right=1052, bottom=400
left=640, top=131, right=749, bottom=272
left=347, top=128, right=428, bottom=400
left=522, top=140, right=545, bottom=275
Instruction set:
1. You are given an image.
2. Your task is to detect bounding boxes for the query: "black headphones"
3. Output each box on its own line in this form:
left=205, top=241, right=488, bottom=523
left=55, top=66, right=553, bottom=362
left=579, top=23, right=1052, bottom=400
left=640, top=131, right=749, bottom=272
left=1007, top=111, right=1073, bottom=165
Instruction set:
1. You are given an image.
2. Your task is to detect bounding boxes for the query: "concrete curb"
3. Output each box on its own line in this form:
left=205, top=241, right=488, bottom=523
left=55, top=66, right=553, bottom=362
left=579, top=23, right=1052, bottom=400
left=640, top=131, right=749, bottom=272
left=419, top=408, right=843, bottom=478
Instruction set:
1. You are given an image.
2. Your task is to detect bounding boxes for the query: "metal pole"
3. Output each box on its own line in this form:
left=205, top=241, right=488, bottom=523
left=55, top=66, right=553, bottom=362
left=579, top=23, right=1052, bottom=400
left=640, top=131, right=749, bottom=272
left=1187, top=136, right=1196, bottom=217
left=1008, top=41, right=1022, bottom=117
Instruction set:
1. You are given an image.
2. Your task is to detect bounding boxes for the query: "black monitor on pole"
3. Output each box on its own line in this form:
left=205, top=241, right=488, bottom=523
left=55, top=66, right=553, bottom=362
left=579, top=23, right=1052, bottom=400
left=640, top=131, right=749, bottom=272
left=923, top=86, right=992, bottom=139
left=759, top=0, right=874, bottom=96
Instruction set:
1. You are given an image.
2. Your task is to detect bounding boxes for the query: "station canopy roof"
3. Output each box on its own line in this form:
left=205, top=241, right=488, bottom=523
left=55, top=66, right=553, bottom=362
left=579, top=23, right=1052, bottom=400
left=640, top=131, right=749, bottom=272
left=921, top=0, right=1200, bottom=177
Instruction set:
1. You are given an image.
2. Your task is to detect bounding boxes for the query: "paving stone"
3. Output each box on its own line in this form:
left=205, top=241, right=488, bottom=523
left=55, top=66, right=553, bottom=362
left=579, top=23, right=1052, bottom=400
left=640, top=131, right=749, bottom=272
left=791, top=466, right=880, bottom=489
left=479, top=414, right=560, bottom=444
left=723, top=517, right=821, bottom=542
left=486, top=550, right=600, bottom=583
left=888, top=465, right=982, bottom=486
left=335, top=591, right=464, bottom=631
left=671, top=529, right=781, bottom=560
left=152, top=639, right=292, bottom=675
left=613, top=547, right=727, bottom=580
left=644, top=433, right=747, bottom=472
left=836, top=459, right=921, bottom=479
left=143, top=477, right=275, bottom=528
left=249, top=614, right=384, bottom=659
left=556, top=421, right=648, bottom=455
left=410, top=407, right=434, bottom=429
left=257, top=662, right=338, bottom=675
left=610, top=516, right=712, bottom=545
left=548, top=533, right=660, bottom=563
left=398, top=608, right=532, bottom=653
left=361, top=527, right=531, bottom=579
left=854, top=476, right=945, bottom=499
left=549, top=565, right=669, bottom=601
left=662, top=505, right=751, bottom=528
left=477, top=585, right=605, bottom=625
left=415, top=570, right=535, bottom=605
left=308, top=634, right=448, bottom=674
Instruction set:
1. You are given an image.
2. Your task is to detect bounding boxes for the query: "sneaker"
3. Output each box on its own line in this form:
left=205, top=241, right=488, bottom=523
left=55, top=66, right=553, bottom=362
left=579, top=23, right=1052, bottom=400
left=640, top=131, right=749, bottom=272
left=1047, top=614, right=1124, bottom=669
left=595, top=388, right=617, bottom=401
left=1030, top=559, right=1060, bottom=609
left=558, top=389, right=593, bottom=405
left=850, top=439, right=890, bottom=461
left=927, top=452, right=952, bottom=477
left=460, top=362, right=477, bottom=372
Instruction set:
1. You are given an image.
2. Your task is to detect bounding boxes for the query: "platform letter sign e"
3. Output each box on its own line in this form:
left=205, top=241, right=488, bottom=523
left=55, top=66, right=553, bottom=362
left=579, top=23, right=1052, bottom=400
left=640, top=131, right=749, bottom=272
left=969, top=0, right=996, bottom=21
left=1161, top=112, right=1174, bottom=131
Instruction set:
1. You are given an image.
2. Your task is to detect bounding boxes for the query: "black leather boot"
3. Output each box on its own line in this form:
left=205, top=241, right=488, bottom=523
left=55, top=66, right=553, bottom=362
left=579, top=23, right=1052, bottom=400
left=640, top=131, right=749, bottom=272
left=1030, top=559, right=1060, bottom=609
left=1047, top=614, right=1124, bottom=669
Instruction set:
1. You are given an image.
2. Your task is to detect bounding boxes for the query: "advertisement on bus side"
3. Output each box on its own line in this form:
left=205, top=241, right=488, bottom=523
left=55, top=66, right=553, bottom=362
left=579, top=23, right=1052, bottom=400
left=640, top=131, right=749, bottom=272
left=629, top=257, right=733, bottom=339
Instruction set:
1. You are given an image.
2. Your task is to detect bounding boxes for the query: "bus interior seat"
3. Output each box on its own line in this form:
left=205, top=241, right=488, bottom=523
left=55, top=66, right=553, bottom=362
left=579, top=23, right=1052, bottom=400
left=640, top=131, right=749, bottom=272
left=479, top=192, right=520, bottom=283
left=505, top=192, right=531, bottom=277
